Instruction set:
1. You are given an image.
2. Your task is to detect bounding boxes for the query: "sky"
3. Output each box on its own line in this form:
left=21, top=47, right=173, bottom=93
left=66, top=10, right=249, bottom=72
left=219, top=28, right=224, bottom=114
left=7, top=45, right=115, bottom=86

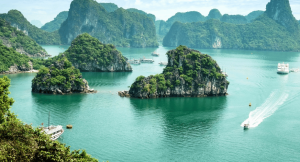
left=1, top=0, right=300, bottom=24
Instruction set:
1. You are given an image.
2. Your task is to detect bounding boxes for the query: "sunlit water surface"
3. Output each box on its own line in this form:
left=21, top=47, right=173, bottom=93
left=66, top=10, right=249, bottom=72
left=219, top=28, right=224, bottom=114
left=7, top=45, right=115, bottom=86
left=5, top=45, right=300, bottom=161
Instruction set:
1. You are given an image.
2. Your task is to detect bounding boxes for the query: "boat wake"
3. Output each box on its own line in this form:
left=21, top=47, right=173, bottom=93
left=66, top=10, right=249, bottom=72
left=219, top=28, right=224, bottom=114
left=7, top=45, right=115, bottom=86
left=241, top=90, right=288, bottom=128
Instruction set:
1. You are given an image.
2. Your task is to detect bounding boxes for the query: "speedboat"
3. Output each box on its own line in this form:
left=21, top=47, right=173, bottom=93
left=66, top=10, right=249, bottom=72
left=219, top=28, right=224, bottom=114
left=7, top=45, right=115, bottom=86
left=244, top=124, right=249, bottom=130
left=277, top=62, right=289, bottom=74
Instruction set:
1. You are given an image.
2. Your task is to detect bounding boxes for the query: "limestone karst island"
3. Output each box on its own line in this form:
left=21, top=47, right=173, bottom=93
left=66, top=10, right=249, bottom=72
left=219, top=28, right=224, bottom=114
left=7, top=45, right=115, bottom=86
left=1, top=0, right=300, bottom=161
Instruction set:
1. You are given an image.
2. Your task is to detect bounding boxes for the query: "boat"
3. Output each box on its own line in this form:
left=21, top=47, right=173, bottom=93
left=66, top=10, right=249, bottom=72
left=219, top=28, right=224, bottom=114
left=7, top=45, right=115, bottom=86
left=41, top=112, right=64, bottom=140
left=140, top=58, right=154, bottom=63
left=244, top=124, right=249, bottom=130
left=221, top=69, right=228, bottom=78
left=158, top=61, right=168, bottom=66
left=152, top=51, right=159, bottom=56
left=128, top=59, right=141, bottom=65
left=277, top=62, right=289, bottom=74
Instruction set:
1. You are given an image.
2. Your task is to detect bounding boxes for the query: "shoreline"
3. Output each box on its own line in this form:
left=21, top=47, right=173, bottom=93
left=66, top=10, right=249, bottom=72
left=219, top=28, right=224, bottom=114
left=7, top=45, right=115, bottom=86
left=0, top=70, right=39, bottom=75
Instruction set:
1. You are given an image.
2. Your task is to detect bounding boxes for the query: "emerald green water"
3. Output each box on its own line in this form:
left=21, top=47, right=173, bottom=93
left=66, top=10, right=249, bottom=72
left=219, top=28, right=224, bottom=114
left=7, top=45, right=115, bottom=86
left=6, top=45, right=300, bottom=161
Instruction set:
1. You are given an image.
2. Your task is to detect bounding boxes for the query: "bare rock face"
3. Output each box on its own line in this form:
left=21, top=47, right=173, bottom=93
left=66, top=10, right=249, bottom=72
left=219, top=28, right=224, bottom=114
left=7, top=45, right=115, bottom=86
left=32, top=56, right=95, bottom=95
left=127, top=46, right=229, bottom=99
left=1, top=61, right=33, bottom=74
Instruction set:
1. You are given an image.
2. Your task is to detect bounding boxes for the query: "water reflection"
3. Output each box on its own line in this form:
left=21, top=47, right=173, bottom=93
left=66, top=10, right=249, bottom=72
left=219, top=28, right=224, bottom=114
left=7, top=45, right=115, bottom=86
left=130, top=96, right=227, bottom=138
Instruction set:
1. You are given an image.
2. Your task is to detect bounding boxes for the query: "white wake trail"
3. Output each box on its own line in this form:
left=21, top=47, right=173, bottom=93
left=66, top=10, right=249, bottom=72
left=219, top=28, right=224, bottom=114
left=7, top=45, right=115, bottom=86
left=241, top=91, right=288, bottom=128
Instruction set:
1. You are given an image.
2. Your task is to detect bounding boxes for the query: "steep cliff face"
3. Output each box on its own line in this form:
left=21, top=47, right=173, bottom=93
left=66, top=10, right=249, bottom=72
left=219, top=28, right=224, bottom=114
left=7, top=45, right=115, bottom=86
left=0, top=10, right=61, bottom=45
left=32, top=56, right=95, bottom=94
left=64, top=33, right=132, bottom=72
left=0, top=17, right=49, bottom=57
left=163, top=0, right=300, bottom=52
left=128, top=46, right=228, bottom=99
left=59, top=0, right=158, bottom=48
left=266, top=0, right=300, bottom=35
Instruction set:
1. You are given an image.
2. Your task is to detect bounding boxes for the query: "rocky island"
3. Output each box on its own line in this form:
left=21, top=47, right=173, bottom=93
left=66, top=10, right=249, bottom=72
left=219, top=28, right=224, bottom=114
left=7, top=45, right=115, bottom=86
left=32, top=55, right=95, bottom=94
left=64, top=33, right=132, bottom=72
left=125, top=45, right=229, bottom=99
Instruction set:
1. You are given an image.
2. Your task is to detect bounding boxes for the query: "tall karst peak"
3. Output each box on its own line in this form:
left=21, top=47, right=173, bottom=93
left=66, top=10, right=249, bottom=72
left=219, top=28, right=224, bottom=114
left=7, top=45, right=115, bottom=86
left=207, top=9, right=222, bottom=20
left=266, top=0, right=299, bottom=33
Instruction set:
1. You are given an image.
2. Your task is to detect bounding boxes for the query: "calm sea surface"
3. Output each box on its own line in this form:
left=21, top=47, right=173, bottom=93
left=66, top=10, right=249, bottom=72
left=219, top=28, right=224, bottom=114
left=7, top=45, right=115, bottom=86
left=5, top=45, right=300, bottom=161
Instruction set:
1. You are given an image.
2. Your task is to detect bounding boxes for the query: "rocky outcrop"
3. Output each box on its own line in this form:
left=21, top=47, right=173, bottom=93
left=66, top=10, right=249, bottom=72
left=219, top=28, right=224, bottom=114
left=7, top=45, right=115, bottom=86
left=32, top=56, right=95, bottom=94
left=0, top=61, right=34, bottom=74
left=64, top=33, right=132, bottom=72
left=127, top=46, right=229, bottom=99
left=0, top=38, right=50, bottom=57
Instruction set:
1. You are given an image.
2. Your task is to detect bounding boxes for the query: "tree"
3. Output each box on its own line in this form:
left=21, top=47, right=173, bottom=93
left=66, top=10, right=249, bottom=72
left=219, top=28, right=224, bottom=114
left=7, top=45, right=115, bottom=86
left=0, top=76, right=15, bottom=124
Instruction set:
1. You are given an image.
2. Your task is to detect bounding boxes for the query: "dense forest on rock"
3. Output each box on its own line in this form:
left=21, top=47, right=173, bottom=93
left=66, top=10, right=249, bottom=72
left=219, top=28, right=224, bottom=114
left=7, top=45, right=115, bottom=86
left=0, top=10, right=61, bottom=45
left=156, top=9, right=264, bottom=40
left=0, top=17, right=48, bottom=57
left=59, top=0, right=158, bottom=48
left=64, top=33, right=132, bottom=72
left=128, top=45, right=229, bottom=98
left=0, top=76, right=97, bottom=161
left=32, top=54, right=93, bottom=94
left=0, top=43, right=31, bottom=73
left=163, top=0, right=300, bottom=52
left=41, top=11, right=69, bottom=32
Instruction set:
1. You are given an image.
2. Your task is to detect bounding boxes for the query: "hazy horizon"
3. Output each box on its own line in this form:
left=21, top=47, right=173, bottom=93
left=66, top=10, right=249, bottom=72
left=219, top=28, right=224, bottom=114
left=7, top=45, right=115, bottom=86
left=1, top=0, right=300, bottom=25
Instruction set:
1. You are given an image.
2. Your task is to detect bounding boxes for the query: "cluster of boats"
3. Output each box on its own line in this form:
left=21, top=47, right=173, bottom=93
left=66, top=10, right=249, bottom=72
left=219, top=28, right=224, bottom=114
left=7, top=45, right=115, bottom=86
left=127, top=51, right=167, bottom=66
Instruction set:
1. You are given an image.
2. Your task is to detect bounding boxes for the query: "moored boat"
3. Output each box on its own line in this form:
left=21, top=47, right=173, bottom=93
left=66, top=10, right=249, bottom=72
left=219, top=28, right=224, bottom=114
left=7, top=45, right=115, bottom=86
left=152, top=51, right=159, bottom=56
left=41, top=112, right=64, bottom=140
left=159, top=61, right=168, bottom=66
left=140, top=58, right=154, bottom=63
left=128, top=59, right=141, bottom=65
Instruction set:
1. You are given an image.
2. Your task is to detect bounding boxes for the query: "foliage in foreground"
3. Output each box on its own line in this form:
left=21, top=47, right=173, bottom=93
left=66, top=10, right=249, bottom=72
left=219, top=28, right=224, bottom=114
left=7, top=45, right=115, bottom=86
left=0, top=76, right=98, bottom=161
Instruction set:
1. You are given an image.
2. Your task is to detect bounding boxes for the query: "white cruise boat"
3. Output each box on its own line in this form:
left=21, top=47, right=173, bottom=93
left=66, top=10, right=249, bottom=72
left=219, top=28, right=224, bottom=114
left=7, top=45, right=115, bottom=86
left=43, top=125, right=64, bottom=140
left=128, top=59, right=141, bottom=65
left=140, top=58, right=154, bottom=63
left=152, top=51, right=159, bottom=56
left=41, top=112, right=64, bottom=140
left=159, top=61, right=168, bottom=66
left=277, top=62, right=289, bottom=74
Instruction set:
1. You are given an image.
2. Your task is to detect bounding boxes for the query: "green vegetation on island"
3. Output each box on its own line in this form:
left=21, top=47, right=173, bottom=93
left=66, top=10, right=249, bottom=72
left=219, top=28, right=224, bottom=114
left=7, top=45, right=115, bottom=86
left=59, top=0, right=158, bottom=47
left=0, top=76, right=97, bottom=161
left=32, top=54, right=93, bottom=94
left=0, top=17, right=48, bottom=57
left=128, top=45, right=229, bottom=98
left=99, top=3, right=119, bottom=12
left=64, top=33, right=132, bottom=72
left=127, top=8, right=156, bottom=22
left=41, top=11, right=69, bottom=32
left=0, top=43, right=31, bottom=73
left=0, top=10, right=61, bottom=45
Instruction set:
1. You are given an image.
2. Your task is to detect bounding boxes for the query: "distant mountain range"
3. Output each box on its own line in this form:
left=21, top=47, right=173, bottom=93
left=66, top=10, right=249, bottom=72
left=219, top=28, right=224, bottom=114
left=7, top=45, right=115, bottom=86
left=156, top=9, right=264, bottom=40
left=163, top=0, right=300, bottom=52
